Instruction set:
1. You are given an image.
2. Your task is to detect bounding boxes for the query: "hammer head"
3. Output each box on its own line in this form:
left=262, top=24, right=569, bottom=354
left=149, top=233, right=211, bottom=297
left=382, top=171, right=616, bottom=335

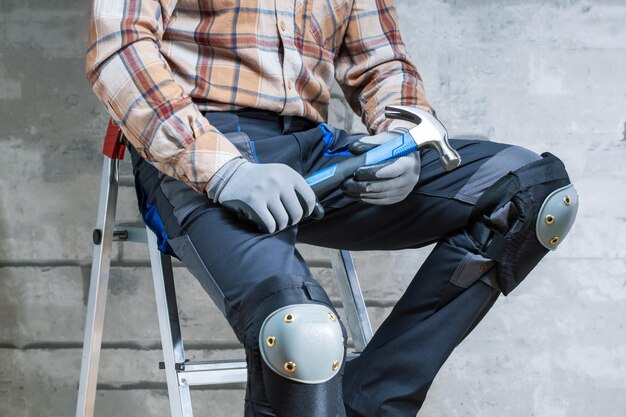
left=385, top=105, right=461, bottom=171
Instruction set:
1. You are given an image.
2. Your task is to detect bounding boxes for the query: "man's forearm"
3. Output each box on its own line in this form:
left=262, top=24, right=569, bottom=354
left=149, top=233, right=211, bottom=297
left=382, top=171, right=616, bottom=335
left=86, top=1, right=241, bottom=192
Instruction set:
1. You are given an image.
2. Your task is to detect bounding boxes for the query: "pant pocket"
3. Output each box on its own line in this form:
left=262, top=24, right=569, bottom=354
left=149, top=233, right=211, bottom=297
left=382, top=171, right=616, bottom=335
left=435, top=252, right=495, bottom=311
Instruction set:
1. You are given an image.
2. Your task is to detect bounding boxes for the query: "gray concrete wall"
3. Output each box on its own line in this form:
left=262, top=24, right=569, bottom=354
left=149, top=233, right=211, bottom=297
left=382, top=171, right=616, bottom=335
left=0, top=0, right=624, bottom=416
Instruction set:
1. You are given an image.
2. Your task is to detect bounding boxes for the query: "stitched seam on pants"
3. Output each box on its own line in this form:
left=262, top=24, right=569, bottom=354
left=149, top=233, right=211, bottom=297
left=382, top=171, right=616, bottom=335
left=169, top=234, right=234, bottom=317
left=455, top=146, right=541, bottom=204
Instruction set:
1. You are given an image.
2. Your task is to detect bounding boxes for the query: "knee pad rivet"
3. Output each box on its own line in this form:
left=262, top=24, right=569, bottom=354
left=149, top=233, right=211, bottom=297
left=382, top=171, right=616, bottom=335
left=266, top=336, right=276, bottom=347
left=550, top=236, right=560, bottom=245
left=328, top=312, right=336, bottom=321
left=564, top=195, right=572, bottom=205
left=284, top=313, right=294, bottom=323
left=545, top=214, right=555, bottom=225
left=284, top=361, right=296, bottom=373
left=332, top=360, right=340, bottom=371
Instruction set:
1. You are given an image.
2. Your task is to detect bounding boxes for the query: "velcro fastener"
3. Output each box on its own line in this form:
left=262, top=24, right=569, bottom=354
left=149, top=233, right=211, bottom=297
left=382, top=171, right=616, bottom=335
left=468, top=221, right=508, bottom=262
left=484, top=233, right=508, bottom=263
left=514, top=153, right=569, bottom=189
left=468, top=220, right=493, bottom=247
left=303, top=281, right=331, bottom=304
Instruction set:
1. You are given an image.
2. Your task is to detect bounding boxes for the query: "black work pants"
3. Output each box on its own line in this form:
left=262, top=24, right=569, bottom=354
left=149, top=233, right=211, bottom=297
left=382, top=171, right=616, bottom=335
left=130, top=109, right=542, bottom=416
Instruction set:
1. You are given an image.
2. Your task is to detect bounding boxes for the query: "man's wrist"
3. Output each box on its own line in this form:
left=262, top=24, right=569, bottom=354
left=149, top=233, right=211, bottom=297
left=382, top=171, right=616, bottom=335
left=206, top=157, right=247, bottom=201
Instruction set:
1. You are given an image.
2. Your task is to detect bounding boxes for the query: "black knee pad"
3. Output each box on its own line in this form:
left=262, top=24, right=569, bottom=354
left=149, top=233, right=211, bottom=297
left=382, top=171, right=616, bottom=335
left=238, top=275, right=347, bottom=417
left=469, top=153, right=578, bottom=294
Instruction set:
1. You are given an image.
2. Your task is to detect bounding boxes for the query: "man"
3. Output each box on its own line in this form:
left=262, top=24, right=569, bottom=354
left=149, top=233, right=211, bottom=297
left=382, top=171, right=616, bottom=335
left=86, top=1, right=578, bottom=416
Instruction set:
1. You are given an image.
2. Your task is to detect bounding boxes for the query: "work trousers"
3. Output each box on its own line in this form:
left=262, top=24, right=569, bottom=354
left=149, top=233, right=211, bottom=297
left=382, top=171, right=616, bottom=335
left=130, top=109, right=542, bottom=416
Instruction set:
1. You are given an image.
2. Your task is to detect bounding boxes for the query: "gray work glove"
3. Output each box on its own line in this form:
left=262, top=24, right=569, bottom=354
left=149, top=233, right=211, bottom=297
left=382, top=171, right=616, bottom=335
left=207, top=158, right=316, bottom=234
left=341, top=126, right=421, bottom=205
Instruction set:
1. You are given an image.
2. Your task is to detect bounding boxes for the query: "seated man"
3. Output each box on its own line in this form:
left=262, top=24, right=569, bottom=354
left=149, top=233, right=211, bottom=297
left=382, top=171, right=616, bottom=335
left=86, top=1, right=578, bottom=416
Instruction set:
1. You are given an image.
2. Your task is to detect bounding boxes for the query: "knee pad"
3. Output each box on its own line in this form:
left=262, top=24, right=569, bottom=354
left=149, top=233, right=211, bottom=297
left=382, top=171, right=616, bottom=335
left=535, top=184, right=578, bottom=250
left=469, top=153, right=579, bottom=294
left=259, top=303, right=344, bottom=383
left=239, top=275, right=346, bottom=417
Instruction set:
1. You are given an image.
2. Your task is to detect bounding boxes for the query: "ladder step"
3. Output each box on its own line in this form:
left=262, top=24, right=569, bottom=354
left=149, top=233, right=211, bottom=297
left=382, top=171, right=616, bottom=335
left=176, top=360, right=248, bottom=387
left=159, top=359, right=247, bottom=373
left=182, top=359, right=247, bottom=372
left=171, top=354, right=362, bottom=387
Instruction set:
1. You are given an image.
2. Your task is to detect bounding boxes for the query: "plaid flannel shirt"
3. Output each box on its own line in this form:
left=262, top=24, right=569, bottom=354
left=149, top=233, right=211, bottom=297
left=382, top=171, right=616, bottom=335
left=86, top=0, right=433, bottom=192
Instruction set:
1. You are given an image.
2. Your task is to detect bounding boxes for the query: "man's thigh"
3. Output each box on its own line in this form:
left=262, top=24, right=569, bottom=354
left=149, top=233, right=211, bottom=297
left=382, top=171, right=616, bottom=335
left=131, top=147, right=313, bottom=337
left=297, top=135, right=539, bottom=250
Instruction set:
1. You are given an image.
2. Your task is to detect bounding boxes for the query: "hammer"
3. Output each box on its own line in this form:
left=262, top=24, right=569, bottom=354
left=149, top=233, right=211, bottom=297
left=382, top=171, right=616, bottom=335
left=306, top=105, right=462, bottom=218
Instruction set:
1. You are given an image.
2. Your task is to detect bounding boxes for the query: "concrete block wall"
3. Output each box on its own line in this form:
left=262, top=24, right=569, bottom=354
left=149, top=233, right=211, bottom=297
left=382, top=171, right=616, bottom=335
left=0, top=0, right=624, bottom=416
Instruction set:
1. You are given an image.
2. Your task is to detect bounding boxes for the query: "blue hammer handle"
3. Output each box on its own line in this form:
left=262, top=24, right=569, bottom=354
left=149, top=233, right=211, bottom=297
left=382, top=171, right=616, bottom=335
left=305, top=132, right=417, bottom=219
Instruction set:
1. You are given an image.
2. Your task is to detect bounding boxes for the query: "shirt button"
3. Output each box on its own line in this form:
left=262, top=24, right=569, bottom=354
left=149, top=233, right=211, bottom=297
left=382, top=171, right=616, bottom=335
left=280, top=21, right=286, bottom=31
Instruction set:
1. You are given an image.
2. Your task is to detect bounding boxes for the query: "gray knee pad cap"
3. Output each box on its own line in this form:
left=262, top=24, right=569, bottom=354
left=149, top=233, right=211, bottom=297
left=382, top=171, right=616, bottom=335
left=259, top=304, right=345, bottom=384
left=536, top=184, right=579, bottom=250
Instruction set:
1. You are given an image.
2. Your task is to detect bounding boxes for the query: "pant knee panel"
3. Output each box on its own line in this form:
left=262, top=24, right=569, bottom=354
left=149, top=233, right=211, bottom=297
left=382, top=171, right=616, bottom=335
left=455, top=145, right=541, bottom=205
left=236, top=274, right=335, bottom=342
left=469, top=153, right=578, bottom=294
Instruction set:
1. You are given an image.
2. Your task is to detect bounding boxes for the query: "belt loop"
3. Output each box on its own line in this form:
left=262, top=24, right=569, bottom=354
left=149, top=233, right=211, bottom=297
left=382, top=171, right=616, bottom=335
left=282, top=116, right=293, bottom=134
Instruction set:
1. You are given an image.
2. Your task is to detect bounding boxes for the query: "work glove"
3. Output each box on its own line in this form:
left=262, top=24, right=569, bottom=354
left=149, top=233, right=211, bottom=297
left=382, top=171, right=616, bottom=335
left=207, top=158, right=316, bottom=234
left=342, top=123, right=420, bottom=205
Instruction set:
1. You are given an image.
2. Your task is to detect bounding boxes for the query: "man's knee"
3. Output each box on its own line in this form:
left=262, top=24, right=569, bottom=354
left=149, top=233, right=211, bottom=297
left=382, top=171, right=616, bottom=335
left=259, top=303, right=344, bottom=383
left=239, top=274, right=347, bottom=416
left=468, top=152, right=579, bottom=294
left=238, top=274, right=346, bottom=382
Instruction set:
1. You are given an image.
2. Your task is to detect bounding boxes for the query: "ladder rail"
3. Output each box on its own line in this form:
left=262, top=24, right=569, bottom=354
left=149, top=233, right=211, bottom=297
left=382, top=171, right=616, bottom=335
left=329, top=249, right=373, bottom=352
left=147, top=229, right=193, bottom=417
left=75, top=156, right=120, bottom=417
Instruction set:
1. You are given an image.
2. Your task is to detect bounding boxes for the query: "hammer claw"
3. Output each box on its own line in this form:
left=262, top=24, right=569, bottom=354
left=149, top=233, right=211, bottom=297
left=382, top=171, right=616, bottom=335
left=385, top=105, right=462, bottom=172
left=384, top=105, right=424, bottom=124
